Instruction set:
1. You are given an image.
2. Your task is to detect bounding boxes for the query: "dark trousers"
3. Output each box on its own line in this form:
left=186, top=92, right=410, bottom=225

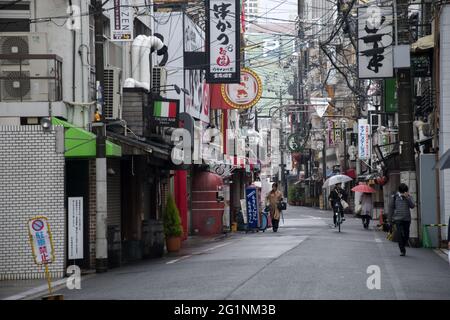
left=395, top=221, right=411, bottom=252
left=272, top=218, right=279, bottom=232
left=362, top=215, right=371, bottom=227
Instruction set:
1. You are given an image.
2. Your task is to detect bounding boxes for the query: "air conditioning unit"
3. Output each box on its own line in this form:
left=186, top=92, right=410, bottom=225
left=104, top=67, right=122, bottom=119
left=151, top=66, right=167, bottom=96
left=0, top=33, right=49, bottom=101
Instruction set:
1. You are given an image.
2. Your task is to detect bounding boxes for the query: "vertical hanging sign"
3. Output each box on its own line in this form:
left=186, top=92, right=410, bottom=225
left=357, top=5, right=393, bottom=78
left=206, top=0, right=240, bottom=83
left=111, top=0, right=133, bottom=41
left=358, top=119, right=371, bottom=160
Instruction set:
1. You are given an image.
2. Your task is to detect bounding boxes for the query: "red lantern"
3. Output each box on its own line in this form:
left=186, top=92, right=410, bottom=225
left=376, top=176, right=388, bottom=186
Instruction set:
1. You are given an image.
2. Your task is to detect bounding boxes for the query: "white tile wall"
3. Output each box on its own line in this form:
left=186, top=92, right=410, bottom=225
left=0, top=126, right=65, bottom=280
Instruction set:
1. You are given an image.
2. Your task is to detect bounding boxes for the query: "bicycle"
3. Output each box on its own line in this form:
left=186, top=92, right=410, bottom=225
left=333, top=202, right=344, bottom=232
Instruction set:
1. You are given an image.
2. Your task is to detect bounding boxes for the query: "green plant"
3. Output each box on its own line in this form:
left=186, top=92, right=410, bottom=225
left=288, top=184, right=296, bottom=203
left=163, top=194, right=183, bottom=237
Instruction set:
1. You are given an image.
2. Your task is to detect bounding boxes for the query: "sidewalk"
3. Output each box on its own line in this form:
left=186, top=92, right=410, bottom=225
left=0, top=233, right=231, bottom=300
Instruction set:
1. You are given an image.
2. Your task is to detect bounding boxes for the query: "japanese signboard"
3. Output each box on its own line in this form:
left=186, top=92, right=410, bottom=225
left=68, top=197, right=83, bottom=260
left=206, top=0, right=240, bottom=83
left=184, top=16, right=210, bottom=123
left=149, top=98, right=180, bottom=128
left=221, top=68, right=262, bottom=109
left=28, top=216, right=55, bottom=265
left=357, top=6, right=393, bottom=79
left=245, top=187, right=258, bottom=229
left=110, top=0, right=133, bottom=41
left=358, top=119, right=371, bottom=160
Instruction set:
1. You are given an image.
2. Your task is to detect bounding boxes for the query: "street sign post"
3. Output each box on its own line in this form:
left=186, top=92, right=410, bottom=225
left=28, top=216, right=56, bottom=296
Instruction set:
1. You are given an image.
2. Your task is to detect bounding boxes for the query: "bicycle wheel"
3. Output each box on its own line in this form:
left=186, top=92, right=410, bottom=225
left=338, top=211, right=342, bottom=232
left=260, top=213, right=268, bottom=231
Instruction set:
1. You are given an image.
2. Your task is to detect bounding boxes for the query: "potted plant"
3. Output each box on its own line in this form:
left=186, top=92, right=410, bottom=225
left=288, top=185, right=296, bottom=205
left=163, top=194, right=183, bottom=252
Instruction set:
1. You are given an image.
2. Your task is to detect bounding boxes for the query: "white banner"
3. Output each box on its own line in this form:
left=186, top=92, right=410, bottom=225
left=68, top=197, right=84, bottom=260
left=110, top=0, right=133, bottom=41
left=358, top=120, right=371, bottom=160
left=357, top=6, right=393, bottom=78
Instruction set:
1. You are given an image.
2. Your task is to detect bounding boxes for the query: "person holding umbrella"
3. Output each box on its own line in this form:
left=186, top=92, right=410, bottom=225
left=351, top=184, right=376, bottom=229
left=360, top=193, right=373, bottom=229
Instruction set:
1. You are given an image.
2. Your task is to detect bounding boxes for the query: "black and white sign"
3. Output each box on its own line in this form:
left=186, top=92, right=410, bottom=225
left=68, top=197, right=83, bottom=260
left=110, top=0, right=133, bottom=41
left=357, top=6, right=393, bottom=79
left=206, top=0, right=240, bottom=83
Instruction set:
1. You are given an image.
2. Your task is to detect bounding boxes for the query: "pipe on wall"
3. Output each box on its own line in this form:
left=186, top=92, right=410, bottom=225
left=128, top=35, right=165, bottom=89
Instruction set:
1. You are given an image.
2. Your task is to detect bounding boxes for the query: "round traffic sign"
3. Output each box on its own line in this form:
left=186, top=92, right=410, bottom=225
left=32, top=219, right=44, bottom=232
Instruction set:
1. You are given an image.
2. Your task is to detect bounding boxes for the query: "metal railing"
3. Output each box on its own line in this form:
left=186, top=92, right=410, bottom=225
left=0, top=54, right=63, bottom=102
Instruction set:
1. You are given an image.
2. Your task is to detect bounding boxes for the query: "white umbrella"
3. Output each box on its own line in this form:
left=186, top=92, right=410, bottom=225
left=322, top=174, right=353, bottom=188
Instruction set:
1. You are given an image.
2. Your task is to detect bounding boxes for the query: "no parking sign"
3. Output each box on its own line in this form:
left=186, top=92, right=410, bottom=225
left=28, top=216, right=55, bottom=265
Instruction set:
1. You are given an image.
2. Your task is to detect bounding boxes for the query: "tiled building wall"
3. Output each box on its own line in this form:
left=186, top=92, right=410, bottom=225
left=0, top=125, right=65, bottom=280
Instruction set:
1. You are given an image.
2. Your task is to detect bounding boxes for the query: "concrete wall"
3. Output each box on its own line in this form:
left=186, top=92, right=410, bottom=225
left=439, top=5, right=450, bottom=242
left=0, top=125, right=65, bottom=280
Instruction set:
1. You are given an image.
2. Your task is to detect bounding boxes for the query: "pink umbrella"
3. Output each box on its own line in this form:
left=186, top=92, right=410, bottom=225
left=351, top=184, right=376, bottom=193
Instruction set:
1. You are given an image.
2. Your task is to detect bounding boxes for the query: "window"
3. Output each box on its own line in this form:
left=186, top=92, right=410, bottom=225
left=0, top=1, right=30, bottom=32
left=134, top=18, right=151, bottom=37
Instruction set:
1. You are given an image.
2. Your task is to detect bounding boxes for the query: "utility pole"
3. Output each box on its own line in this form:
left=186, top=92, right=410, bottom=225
left=93, top=0, right=108, bottom=272
left=279, top=88, right=286, bottom=196
left=298, top=0, right=305, bottom=180
left=395, top=0, right=418, bottom=246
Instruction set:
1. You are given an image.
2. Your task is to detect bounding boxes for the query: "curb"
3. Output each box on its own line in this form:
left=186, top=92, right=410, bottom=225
left=433, top=248, right=449, bottom=264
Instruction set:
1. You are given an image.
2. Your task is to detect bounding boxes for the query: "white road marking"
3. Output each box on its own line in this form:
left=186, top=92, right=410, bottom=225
left=166, top=255, right=192, bottom=264
left=166, top=241, right=235, bottom=264
left=201, top=242, right=232, bottom=252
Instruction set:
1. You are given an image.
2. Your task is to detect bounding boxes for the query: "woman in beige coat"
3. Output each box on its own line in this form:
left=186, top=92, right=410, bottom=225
left=266, top=182, right=283, bottom=232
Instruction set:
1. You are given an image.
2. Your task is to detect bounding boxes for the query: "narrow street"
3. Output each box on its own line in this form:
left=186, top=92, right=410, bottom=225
left=54, top=206, right=450, bottom=300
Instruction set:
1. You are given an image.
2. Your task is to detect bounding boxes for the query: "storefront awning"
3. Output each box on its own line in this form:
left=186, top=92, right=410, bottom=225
left=52, top=117, right=122, bottom=158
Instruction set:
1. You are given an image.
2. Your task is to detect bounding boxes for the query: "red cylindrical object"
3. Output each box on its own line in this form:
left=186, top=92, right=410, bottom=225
left=191, top=172, right=224, bottom=236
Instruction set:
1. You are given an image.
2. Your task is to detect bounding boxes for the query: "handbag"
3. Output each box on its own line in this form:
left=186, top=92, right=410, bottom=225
left=277, top=201, right=287, bottom=211
left=340, top=199, right=349, bottom=209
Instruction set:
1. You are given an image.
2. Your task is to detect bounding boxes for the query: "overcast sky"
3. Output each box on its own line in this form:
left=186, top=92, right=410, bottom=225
left=257, top=0, right=298, bottom=22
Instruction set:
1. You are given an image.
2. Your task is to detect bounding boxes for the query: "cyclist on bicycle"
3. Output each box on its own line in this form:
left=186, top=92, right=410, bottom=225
left=328, top=184, right=347, bottom=227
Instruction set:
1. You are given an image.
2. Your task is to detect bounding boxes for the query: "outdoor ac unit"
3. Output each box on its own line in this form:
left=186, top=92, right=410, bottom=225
left=104, top=67, right=122, bottom=119
left=151, top=66, right=168, bottom=95
left=0, top=33, right=49, bottom=101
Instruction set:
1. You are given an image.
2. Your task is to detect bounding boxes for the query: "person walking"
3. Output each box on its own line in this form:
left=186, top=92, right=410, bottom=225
left=360, top=192, right=373, bottom=229
left=266, top=182, right=283, bottom=232
left=389, top=183, right=415, bottom=256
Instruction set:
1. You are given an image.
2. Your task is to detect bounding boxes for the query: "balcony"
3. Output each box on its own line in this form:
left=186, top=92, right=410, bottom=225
left=0, top=54, right=67, bottom=119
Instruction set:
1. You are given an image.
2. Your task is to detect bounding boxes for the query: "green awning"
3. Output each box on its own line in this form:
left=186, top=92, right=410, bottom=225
left=52, top=117, right=122, bottom=158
